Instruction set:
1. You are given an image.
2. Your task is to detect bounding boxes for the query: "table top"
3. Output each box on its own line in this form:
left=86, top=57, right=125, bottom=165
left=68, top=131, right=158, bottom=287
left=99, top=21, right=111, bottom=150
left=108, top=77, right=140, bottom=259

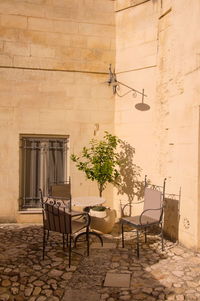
left=72, top=196, right=106, bottom=207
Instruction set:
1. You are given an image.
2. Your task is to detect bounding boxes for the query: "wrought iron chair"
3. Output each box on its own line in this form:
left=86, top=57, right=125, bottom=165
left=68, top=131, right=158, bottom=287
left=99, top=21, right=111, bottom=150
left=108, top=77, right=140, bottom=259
left=39, top=189, right=90, bottom=268
left=121, top=176, right=166, bottom=258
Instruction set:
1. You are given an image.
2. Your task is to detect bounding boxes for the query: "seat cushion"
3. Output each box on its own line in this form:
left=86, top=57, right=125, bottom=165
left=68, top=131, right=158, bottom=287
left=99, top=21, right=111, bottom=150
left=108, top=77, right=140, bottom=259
left=122, top=215, right=159, bottom=227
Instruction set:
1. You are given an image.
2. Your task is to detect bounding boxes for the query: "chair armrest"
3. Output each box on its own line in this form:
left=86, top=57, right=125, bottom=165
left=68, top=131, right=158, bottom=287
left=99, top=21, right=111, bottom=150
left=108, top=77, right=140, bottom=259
left=139, top=207, right=163, bottom=225
left=121, top=201, right=144, bottom=217
left=70, top=210, right=87, bottom=217
left=70, top=211, right=91, bottom=228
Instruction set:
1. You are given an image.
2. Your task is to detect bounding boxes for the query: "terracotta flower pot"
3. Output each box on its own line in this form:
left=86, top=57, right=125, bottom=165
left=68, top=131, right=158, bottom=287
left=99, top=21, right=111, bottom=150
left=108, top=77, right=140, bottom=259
left=89, top=208, right=116, bottom=234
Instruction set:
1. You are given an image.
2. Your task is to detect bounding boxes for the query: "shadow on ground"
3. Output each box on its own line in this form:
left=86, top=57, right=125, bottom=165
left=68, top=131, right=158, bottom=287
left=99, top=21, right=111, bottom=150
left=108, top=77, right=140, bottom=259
left=0, top=223, right=199, bottom=301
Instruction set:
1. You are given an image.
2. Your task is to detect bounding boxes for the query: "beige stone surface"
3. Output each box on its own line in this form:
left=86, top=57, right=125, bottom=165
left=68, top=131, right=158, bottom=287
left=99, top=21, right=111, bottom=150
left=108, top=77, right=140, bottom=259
left=0, top=0, right=115, bottom=72
left=115, top=0, right=150, bottom=12
left=0, top=67, right=115, bottom=215
left=0, top=0, right=115, bottom=222
left=63, top=289, right=100, bottom=301
left=104, top=272, right=131, bottom=288
left=1, top=14, right=27, bottom=29
left=1, top=0, right=200, bottom=252
left=114, top=0, right=200, bottom=250
left=0, top=223, right=200, bottom=300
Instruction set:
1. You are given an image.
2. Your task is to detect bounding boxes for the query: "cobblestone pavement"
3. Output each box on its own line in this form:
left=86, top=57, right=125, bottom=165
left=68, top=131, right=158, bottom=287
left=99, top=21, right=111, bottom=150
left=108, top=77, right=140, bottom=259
left=0, top=223, right=200, bottom=301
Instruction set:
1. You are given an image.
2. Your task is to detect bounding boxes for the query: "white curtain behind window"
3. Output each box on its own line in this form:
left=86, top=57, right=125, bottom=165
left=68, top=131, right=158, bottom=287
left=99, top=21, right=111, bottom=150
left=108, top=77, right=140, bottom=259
left=21, top=137, right=68, bottom=208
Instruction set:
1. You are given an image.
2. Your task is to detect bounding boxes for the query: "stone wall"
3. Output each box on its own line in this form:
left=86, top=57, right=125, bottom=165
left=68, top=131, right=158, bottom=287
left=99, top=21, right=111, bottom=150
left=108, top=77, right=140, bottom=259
left=114, top=0, right=200, bottom=249
left=153, top=0, right=200, bottom=249
left=0, top=0, right=115, bottom=222
left=1, top=0, right=200, bottom=250
left=113, top=0, right=159, bottom=216
left=0, top=0, right=115, bottom=72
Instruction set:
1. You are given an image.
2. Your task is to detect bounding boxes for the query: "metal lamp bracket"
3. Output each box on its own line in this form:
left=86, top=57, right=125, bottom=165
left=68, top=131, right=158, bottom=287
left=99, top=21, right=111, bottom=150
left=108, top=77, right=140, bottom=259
left=107, top=64, right=150, bottom=111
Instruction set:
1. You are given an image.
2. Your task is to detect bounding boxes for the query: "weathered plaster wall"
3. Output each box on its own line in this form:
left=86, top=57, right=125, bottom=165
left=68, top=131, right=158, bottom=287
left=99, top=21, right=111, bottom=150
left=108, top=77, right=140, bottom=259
left=154, top=0, right=200, bottom=249
left=0, top=0, right=115, bottom=72
left=0, top=0, right=115, bottom=222
left=162, top=0, right=200, bottom=248
left=1, top=0, right=200, bottom=250
left=114, top=0, right=200, bottom=249
left=114, top=0, right=159, bottom=216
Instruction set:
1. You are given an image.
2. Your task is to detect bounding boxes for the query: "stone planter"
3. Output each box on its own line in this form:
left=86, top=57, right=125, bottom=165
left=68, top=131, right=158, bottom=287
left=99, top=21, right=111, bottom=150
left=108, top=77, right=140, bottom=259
left=89, top=208, right=116, bottom=234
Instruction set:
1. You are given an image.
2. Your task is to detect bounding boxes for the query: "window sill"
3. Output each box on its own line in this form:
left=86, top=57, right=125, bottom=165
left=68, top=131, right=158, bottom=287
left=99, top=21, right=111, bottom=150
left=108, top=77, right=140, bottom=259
left=18, top=209, right=42, bottom=214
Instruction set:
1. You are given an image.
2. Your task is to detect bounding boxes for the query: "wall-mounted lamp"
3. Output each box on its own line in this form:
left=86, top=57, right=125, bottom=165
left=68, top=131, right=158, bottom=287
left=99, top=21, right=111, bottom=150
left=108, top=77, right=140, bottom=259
left=107, top=64, right=150, bottom=111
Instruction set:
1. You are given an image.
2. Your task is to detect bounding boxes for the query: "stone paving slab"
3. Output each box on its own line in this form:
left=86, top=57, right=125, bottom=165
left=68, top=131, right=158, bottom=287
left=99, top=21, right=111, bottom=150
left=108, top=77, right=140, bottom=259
left=104, top=273, right=131, bottom=288
left=0, top=223, right=200, bottom=300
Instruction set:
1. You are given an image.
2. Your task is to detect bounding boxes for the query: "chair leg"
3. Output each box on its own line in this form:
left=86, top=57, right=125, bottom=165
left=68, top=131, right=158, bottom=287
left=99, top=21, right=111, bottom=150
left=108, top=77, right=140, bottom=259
left=43, top=228, right=46, bottom=260
left=136, top=230, right=140, bottom=258
left=86, top=226, right=89, bottom=256
left=63, top=234, right=65, bottom=250
left=144, top=227, right=147, bottom=243
left=121, top=222, right=124, bottom=248
left=161, top=223, right=164, bottom=251
left=69, top=235, right=72, bottom=268
left=46, top=230, right=49, bottom=242
left=66, top=234, right=68, bottom=247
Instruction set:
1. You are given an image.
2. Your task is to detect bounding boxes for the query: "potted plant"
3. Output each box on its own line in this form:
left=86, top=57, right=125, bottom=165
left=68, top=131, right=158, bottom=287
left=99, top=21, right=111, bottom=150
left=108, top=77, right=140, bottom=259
left=89, top=205, right=116, bottom=234
left=71, top=131, right=121, bottom=197
left=89, top=206, right=107, bottom=218
left=71, top=131, right=120, bottom=233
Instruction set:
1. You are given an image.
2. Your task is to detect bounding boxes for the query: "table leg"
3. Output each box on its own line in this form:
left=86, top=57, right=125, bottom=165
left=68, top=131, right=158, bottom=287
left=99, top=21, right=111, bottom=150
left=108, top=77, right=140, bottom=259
left=74, top=231, right=103, bottom=247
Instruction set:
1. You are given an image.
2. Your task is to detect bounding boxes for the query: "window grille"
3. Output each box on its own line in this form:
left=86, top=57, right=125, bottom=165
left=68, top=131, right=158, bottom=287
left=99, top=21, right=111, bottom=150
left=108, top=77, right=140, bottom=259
left=20, top=136, right=68, bottom=209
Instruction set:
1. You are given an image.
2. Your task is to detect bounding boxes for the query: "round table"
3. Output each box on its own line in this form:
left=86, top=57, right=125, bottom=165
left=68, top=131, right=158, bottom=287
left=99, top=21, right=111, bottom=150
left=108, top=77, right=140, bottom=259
left=72, top=196, right=106, bottom=207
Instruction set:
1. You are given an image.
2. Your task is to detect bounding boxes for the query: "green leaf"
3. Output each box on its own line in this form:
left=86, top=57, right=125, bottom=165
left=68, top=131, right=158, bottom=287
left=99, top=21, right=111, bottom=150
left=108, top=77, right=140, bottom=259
left=70, top=131, right=121, bottom=196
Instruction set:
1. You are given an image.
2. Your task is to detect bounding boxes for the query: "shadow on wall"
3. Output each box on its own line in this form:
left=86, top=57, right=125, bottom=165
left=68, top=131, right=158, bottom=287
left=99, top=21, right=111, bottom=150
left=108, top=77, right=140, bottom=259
left=116, top=140, right=144, bottom=206
left=115, top=139, right=180, bottom=243
left=163, top=189, right=181, bottom=242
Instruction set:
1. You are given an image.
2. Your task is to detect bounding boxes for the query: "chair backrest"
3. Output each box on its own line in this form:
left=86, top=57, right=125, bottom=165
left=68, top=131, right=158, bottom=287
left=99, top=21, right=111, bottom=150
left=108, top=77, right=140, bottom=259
left=50, top=183, right=71, bottom=198
left=39, top=188, right=71, bottom=234
left=49, top=179, right=71, bottom=211
left=143, top=178, right=166, bottom=222
left=44, top=202, right=71, bottom=234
